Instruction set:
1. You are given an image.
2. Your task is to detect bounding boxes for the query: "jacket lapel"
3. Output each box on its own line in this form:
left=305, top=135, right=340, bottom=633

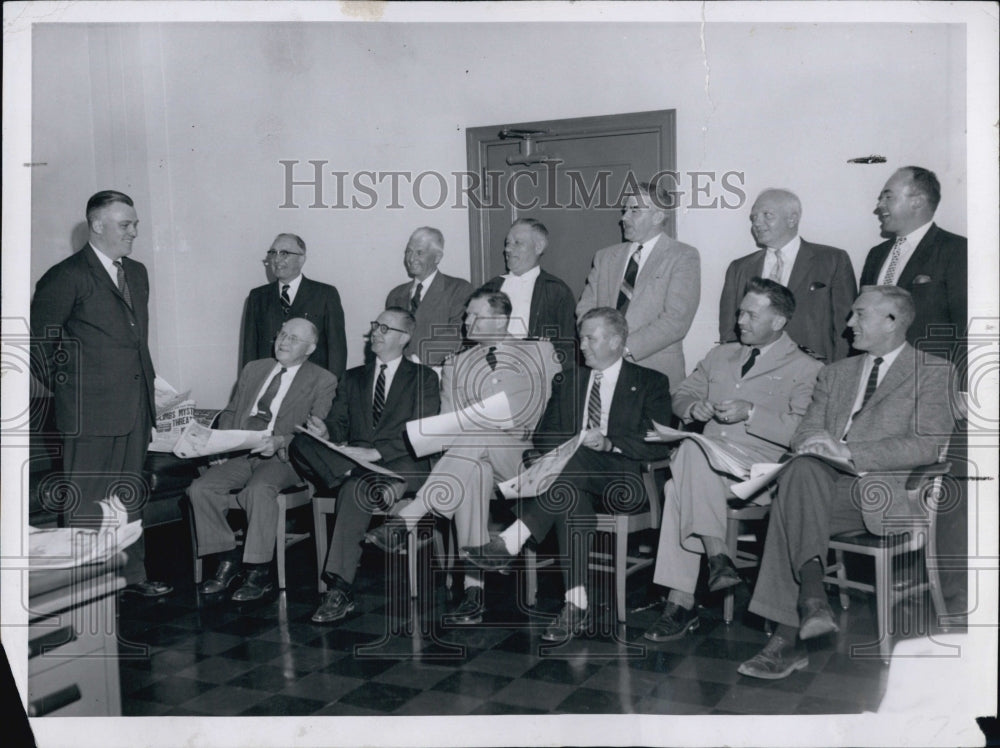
left=832, top=356, right=866, bottom=437
left=607, top=362, right=636, bottom=434
left=786, top=240, right=813, bottom=293
left=289, top=276, right=312, bottom=312
left=741, top=334, right=794, bottom=379
left=861, top=345, right=914, bottom=414
left=633, top=234, right=668, bottom=293
left=528, top=272, right=546, bottom=335
left=895, top=224, right=939, bottom=288
left=380, top=359, right=410, bottom=425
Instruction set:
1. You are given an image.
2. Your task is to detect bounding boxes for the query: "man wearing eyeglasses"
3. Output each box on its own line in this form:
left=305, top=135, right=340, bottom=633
left=577, top=179, right=700, bottom=391
left=287, top=308, right=440, bottom=624
left=240, top=233, right=347, bottom=383
left=188, top=317, right=337, bottom=604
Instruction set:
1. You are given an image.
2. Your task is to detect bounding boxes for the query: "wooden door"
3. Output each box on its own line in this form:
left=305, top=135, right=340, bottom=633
left=466, top=110, right=676, bottom=296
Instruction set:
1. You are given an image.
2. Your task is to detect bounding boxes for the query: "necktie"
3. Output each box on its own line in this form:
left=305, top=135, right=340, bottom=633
left=280, top=283, right=292, bottom=313
left=113, top=260, right=132, bottom=308
left=587, top=372, right=603, bottom=429
left=860, top=356, right=883, bottom=410
left=411, top=282, right=423, bottom=314
left=372, top=363, right=387, bottom=425
left=769, top=248, right=784, bottom=283
left=485, top=346, right=498, bottom=371
left=616, top=245, right=643, bottom=313
left=741, top=347, right=760, bottom=377
left=248, top=367, right=286, bottom=431
left=882, top=237, right=906, bottom=285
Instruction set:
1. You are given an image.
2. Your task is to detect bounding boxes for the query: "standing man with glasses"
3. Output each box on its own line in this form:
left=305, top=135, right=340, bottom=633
left=577, top=179, right=701, bottom=391
left=241, top=233, right=347, bottom=384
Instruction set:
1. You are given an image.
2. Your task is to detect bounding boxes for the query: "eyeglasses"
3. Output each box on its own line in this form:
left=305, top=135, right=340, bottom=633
left=275, top=331, right=310, bottom=345
left=264, top=250, right=306, bottom=261
left=370, top=320, right=408, bottom=335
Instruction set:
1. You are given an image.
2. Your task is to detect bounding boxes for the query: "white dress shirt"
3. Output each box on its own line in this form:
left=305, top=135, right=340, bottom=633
left=411, top=270, right=437, bottom=302
left=581, top=357, right=623, bottom=435
left=841, top=342, right=906, bottom=439
left=251, top=362, right=303, bottom=433
left=90, top=243, right=121, bottom=286
left=372, top=355, right=403, bottom=406
left=279, top=273, right=304, bottom=303
left=500, top=264, right=540, bottom=338
left=762, top=236, right=801, bottom=287
left=877, top=221, right=933, bottom=285
left=622, top=233, right=661, bottom=286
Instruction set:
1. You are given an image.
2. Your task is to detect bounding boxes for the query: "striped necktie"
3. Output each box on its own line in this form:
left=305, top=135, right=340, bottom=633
left=372, top=363, right=387, bottom=425
left=769, top=248, right=784, bottom=283
left=113, top=260, right=132, bottom=308
left=587, top=372, right=603, bottom=429
left=882, top=237, right=906, bottom=285
left=616, top=245, right=643, bottom=313
left=280, top=284, right=292, bottom=313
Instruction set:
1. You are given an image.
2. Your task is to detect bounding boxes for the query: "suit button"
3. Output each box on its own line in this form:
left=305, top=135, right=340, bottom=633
left=735, top=383, right=741, bottom=389
left=134, top=374, right=140, bottom=380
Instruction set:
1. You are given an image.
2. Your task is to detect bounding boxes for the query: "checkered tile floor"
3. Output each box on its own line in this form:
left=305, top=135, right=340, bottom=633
left=115, top=523, right=947, bottom=717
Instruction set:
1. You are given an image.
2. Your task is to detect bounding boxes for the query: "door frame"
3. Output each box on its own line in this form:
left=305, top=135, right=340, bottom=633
left=465, top=109, right=676, bottom=286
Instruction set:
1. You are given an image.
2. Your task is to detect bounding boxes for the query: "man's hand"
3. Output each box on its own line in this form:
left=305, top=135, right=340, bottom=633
left=688, top=401, right=716, bottom=422
left=252, top=435, right=284, bottom=458
left=337, top=445, right=382, bottom=464
left=713, top=399, right=753, bottom=424
left=303, top=414, right=329, bottom=441
left=580, top=428, right=609, bottom=452
left=796, top=433, right=852, bottom=462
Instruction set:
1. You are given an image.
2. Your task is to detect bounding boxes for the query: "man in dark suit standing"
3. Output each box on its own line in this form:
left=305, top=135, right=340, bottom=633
left=384, top=227, right=472, bottom=366
left=288, top=308, right=440, bottom=623
left=738, top=287, right=955, bottom=679
left=241, top=233, right=347, bottom=383
left=189, top=317, right=337, bottom=604
left=719, top=189, right=857, bottom=363
left=31, top=190, right=170, bottom=597
left=478, top=218, right=577, bottom=371
left=861, top=165, right=969, bottom=622
left=463, top=307, right=673, bottom=642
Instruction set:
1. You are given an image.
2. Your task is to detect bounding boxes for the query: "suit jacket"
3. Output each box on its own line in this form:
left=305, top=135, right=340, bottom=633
left=31, top=244, right=156, bottom=436
left=385, top=272, right=472, bottom=366
left=534, top=359, right=673, bottom=463
left=792, top=344, right=955, bottom=534
left=719, top=240, right=857, bottom=362
left=217, top=358, right=337, bottom=436
left=480, top=269, right=577, bottom=370
left=860, top=223, right=967, bottom=384
left=241, top=276, right=348, bottom=380
left=673, top=333, right=823, bottom=464
left=577, top=232, right=700, bottom=389
left=325, top=358, right=440, bottom=466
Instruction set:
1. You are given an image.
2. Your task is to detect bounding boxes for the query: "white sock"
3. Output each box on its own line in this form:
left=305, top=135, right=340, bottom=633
left=464, top=571, right=484, bottom=590
left=565, top=585, right=588, bottom=610
left=499, top=520, right=530, bottom=556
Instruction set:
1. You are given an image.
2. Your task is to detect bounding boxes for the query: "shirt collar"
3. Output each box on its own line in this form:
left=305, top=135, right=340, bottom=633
left=280, top=274, right=304, bottom=294
left=899, top=220, right=933, bottom=248
left=633, top=233, right=662, bottom=253
left=90, top=243, right=118, bottom=271
left=771, top=235, right=800, bottom=255
left=504, top=264, right=541, bottom=284
left=375, top=354, right=403, bottom=374
left=414, top=270, right=437, bottom=292
left=747, top=332, right=785, bottom=359
left=868, top=341, right=906, bottom=369
left=594, top=356, right=624, bottom=380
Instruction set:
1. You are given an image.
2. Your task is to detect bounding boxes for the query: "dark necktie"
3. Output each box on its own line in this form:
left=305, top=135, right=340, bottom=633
left=616, top=245, right=643, bottom=313
left=741, top=347, right=760, bottom=378
left=860, top=356, right=883, bottom=410
left=248, top=367, right=286, bottom=431
left=372, top=363, right=387, bottom=425
left=113, top=260, right=132, bottom=308
left=485, top=346, right=498, bottom=371
left=280, top=283, right=292, bottom=313
left=411, top=282, right=423, bottom=314
left=587, top=372, right=603, bottom=429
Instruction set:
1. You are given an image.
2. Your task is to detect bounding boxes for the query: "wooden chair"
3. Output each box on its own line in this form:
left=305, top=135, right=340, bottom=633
left=822, top=461, right=953, bottom=662
left=723, top=500, right=770, bottom=624
left=189, top=483, right=314, bottom=590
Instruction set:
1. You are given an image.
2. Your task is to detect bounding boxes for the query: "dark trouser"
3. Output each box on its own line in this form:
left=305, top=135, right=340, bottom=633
left=939, top=416, right=969, bottom=615
left=61, top=406, right=152, bottom=584
left=748, top=456, right=866, bottom=627
left=289, top=436, right=430, bottom=586
left=520, top=448, right=644, bottom=595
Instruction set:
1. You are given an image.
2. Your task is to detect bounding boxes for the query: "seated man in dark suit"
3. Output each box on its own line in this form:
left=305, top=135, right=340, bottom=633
left=478, top=218, right=577, bottom=370
left=738, top=286, right=956, bottom=679
left=241, top=233, right=348, bottom=383
left=288, top=308, right=440, bottom=623
left=384, top=227, right=472, bottom=366
left=463, top=307, right=673, bottom=641
left=189, top=317, right=337, bottom=604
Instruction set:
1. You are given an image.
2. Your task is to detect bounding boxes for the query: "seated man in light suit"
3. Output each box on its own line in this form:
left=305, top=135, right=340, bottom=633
left=643, top=278, right=823, bottom=642
left=384, top=227, right=473, bottom=366
left=377, top=290, right=560, bottom=624
left=739, top=286, right=956, bottom=679
left=577, top=178, right=701, bottom=389
left=463, top=308, right=673, bottom=642
left=288, top=308, right=440, bottom=623
left=189, top=317, right=338, bottom=603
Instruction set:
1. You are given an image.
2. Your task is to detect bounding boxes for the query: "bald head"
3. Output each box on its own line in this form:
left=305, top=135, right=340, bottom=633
left=750, top=189, right=801, bottom=249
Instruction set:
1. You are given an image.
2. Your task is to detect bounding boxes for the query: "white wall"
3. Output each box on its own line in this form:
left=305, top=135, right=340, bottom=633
left=30, top=22, right=966, bottom=407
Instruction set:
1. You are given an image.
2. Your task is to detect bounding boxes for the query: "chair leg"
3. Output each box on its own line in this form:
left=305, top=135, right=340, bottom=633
left=615, top=518, right=628, bottom=624
left=924, top=520, right=949, bottom=630
left=835, top=549, right=850, bottom=610
left=874, top=551, right=891, bottom=663
left=407, top=530, right=418, bottom=598
left=525, top=547, right=538, bottom=608
left=188, top=502, right=204, bottom=584
left=313, top=499, right=329, bottom=593
left=276, top=494, right=287, bottom=590
left=724, top=516, right=739, bottom=625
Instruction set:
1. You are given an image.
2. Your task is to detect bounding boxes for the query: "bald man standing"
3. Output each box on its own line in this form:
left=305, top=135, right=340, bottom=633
left=720, top=189, right=857, bottom=363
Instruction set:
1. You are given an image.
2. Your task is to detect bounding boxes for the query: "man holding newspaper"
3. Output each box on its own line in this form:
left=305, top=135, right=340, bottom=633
left=643, top=278, right=823, bottom=642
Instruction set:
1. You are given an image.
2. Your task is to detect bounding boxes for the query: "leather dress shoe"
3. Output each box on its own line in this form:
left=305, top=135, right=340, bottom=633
left=311, top=588, right=356, bottom=623
left=231, top=567, right=274, bottom=602
left=643, top=601, right=700, bottom=642
left=123, top=580, right=173, bottom=598
left=707, top=554, right=741, bottom=592
left=542, top=601, right=591, bottom=642
left=798, top=597, right=839, bottom=640
left=365, top=521, right=409, bottom=554
left=461, top=536, right=515, bottom=572
left=444, top=586, right=484, bottom=625
left=738, top=633, right=808, bottom=679
left=199, top=559, right=242, bottom=595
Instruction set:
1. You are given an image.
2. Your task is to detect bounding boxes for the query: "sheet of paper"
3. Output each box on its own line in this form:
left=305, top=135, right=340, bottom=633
left=293, top=426, right=404, bottom=481
left=497, top=433, right=583, bottom=499
left=171, top=420, right=269, bottom=458
left=29, top=500, right=143, bottom=569
left=646, top=421, right=755, bottom=478
left=405, top=391, right=515, bottom=458
left=729, top=453, right=860, bottom=500
left=154, top=375, right=193, bottom=416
